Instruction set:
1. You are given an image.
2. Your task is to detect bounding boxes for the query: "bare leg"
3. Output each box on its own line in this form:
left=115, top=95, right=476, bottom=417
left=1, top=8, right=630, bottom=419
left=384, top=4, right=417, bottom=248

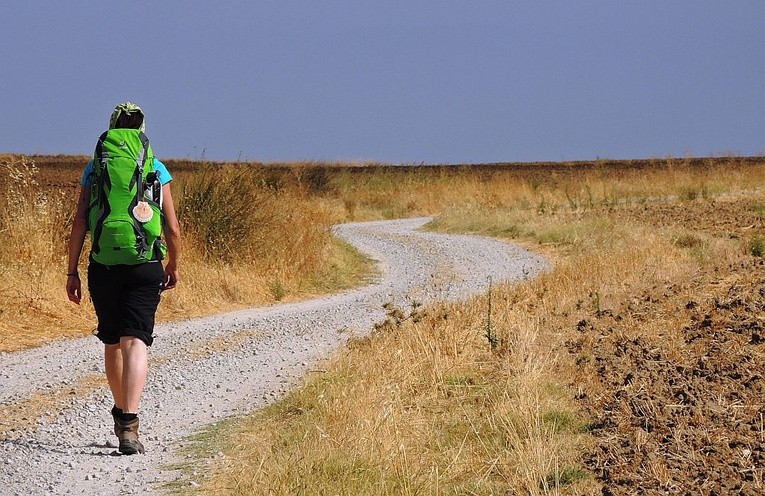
left=120, top=336, right=148, bottom=413
left=104, top=344, right=124, bottom=410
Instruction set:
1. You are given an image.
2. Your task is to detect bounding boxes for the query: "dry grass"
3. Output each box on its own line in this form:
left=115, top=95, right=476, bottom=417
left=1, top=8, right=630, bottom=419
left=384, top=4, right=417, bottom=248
left=0, top=156, right=93, bottom=350
left=183, top=213, right=691, bottom=494
left=178, top=295, right=592, bottom=494
left=0, top=157, right=370, bottom=351
left=172, top=157, right=765, bottom=495
left=3, top=154, right=765, bottom=493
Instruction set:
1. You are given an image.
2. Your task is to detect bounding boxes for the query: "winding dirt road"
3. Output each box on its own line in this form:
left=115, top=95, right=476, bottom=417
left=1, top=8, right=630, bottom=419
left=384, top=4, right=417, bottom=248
left=0, top=218, right=548, bottom=495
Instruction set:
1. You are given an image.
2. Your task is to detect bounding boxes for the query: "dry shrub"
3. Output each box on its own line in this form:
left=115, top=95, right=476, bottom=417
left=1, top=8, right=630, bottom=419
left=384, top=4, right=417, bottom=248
left=157, top=165, right=352, bottom=320
left=177, top=165, right=270, bottom=261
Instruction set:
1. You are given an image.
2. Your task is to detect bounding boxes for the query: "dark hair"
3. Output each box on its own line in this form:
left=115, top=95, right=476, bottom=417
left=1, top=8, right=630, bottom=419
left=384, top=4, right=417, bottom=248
left=114, top=111, right=144, bottom=129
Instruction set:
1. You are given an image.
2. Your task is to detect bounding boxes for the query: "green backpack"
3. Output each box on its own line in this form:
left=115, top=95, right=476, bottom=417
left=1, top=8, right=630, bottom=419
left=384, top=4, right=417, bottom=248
left=87, top=128, right=166, bottom=265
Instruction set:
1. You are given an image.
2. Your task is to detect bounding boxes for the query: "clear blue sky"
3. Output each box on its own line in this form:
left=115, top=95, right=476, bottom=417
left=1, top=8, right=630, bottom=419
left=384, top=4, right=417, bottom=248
left=1, top=1, right=763, bottom=164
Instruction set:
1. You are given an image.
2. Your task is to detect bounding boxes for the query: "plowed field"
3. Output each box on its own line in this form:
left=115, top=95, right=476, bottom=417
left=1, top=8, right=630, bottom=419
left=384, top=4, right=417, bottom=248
left=571, top=197, right=765, bottom=494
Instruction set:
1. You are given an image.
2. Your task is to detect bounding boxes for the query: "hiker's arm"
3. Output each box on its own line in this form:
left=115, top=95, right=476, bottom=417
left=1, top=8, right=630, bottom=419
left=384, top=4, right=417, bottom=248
left=66, top=186, right=89, bottom=304
left=161, top=183, right=181, bottom=290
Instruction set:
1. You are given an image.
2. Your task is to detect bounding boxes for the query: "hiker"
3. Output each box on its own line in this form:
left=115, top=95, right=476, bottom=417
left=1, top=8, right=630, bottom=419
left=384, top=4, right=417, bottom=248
left=65, top=102, right=181, bottom=455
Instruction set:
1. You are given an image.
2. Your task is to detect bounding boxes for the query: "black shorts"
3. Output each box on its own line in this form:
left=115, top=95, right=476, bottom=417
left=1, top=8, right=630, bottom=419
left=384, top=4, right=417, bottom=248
left=88, top=261, right=165, bottom=346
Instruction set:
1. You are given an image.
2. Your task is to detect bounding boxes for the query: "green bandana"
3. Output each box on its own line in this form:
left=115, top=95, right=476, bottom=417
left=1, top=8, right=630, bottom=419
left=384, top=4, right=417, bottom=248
left=109, top=102, right=146, bottom=132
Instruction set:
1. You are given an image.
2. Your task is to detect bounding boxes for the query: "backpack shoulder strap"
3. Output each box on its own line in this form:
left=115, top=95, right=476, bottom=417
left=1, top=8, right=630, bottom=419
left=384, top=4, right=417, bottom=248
left=90, top=131, right=111, bottom=255
left=137, top=132, right=150, bottom=171
left=94, top=131, right=110, bottom=169
left=92, top=130, right=111, bottom=185
left=95, top=130, right=108, bottom=154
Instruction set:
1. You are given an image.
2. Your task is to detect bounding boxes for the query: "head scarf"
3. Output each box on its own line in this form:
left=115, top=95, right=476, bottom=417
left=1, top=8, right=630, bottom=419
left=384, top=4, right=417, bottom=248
left=109, top=102, right=146, bottom=132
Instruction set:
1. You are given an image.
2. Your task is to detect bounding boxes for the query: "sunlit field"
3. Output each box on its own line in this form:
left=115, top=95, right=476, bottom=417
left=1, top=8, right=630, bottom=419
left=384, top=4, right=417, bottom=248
left=2, top=154, right=764, bottom=493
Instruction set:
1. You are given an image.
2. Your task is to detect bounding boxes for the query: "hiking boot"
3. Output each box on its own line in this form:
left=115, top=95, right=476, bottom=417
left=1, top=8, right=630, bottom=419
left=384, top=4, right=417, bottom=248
left=111, top=406, right=121, bottom=438
left=115, top=415, right=145, bottom=455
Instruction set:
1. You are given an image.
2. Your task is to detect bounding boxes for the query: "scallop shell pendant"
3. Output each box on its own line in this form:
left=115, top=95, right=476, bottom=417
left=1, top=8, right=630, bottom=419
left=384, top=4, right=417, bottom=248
left=132, top=201, right=154, bottom=223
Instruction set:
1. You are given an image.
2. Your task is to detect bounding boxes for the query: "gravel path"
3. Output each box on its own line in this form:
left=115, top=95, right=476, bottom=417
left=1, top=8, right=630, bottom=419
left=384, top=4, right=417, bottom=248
left=0, top=217, right=548, bottom=495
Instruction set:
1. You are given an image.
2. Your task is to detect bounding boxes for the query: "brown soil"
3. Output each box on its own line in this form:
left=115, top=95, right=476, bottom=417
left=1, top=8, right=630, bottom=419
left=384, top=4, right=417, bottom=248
left=569, top=197, right=765, bottom=494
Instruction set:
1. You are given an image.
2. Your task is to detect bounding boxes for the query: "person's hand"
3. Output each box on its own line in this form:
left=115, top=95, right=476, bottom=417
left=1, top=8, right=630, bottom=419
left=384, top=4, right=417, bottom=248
left=66, top=274, right=82, bottom=304
left=164, top=262, right=179, bottom=290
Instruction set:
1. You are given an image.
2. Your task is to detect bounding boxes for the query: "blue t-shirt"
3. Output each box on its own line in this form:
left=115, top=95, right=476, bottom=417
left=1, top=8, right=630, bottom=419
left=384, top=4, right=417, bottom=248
left=80, top=158, right=172, bottom=188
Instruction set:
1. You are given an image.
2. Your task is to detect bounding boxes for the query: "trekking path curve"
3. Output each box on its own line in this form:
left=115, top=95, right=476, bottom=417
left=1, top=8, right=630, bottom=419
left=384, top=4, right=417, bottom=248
left=0, top=217, right=549, bottom=495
